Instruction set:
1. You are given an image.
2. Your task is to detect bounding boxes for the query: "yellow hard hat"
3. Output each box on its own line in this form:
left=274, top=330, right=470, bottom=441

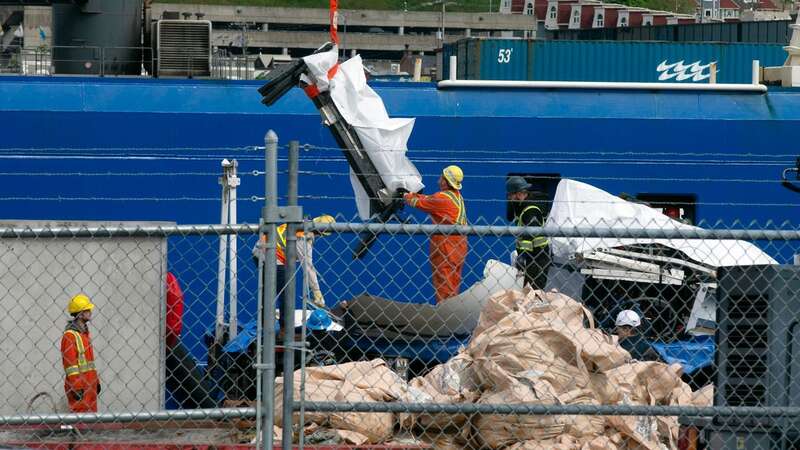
left=442, top=165, right=463, bottom=190
left=313, top=214, right=336, bottom=236
left=68, top=294, right=94, bottom=315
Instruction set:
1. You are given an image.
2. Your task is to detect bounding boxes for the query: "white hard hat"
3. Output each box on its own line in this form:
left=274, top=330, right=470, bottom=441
left=615, top=310, right=641, bottom=328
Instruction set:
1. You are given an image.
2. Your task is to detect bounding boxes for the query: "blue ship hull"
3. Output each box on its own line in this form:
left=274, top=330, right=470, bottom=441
left=2, top=76, right=798, bottom=361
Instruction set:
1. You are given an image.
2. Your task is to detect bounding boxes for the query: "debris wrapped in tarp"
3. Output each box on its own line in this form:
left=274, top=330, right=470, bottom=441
left=546, top=179, right=776, bottom=267
left=286, top=288, right=713, bottom=449
left=301, top=49, right=424, bottom=220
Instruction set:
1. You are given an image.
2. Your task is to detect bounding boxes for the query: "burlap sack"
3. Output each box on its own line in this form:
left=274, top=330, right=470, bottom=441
left=657, top=416, right=679, bottom=449
left=640, top=363, right=684, bottom=404
left=691, top=384, right=714, bottom=407
left=537, top=289, right=597, bottom=330
left=604, top=362, right=684, bottom=405
left=581, top=434, right=620, bottom=450
left=669, top=382, right=693, bottom=406
left=508, top=434, right=582, bottom=450
left=303, top=359, right=408, bottom=401
left=303, top=423, right=371, bottom=446
left=414, top=431, right=467, bottom=450
left=408, top=352, right=479, bottom=430
left=605, top=415, right=662, bottom=450
left=475, top=378, right=567, bottom=449
left=274, top=377, right=339, bottom=426
left=573, top=328, right=630, bottom=372
left=328, top=380, right=394, bottom=441
left=558, top=388, right=606, bottom=439
left=473, top=289, right=528, bottom=338
left=468, top=305, right=593, bottom=393
left=470, top=331, right=592, bottom=393
left=274, top=359, right=398, bottom=443
left=589, top=372, right=620, bottom=404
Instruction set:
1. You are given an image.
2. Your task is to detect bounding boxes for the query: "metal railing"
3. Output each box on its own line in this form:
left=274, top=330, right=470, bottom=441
left=0, top=45, right=255, bottom=79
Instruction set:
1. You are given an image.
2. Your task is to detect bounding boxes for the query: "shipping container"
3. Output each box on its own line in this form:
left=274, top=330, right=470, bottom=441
left=546, top=19, right=791, bottom=44
left=441, top=38, right=533, bottom=81
left=439, top=38, right=787, bottom=83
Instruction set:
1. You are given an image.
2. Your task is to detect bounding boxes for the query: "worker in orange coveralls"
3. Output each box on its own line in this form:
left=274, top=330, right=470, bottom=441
left=404, top=165, right=468, bottom=303
left=61, top=294, right=100, bottom=413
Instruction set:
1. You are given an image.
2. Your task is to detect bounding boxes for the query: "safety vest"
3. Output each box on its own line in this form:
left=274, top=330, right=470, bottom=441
left=275, top=223, right=305, bottom=265
left=63, top=330, right=96, bottom=378
left=516, top=204, right=548, bottom=251
left=440, top=190, right=467, bottom=225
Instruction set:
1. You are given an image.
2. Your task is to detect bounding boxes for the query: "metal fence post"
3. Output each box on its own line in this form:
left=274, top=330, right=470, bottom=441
left=260, top=130, right=279, bottom=450
left=282, top=140, right=300, bottom=450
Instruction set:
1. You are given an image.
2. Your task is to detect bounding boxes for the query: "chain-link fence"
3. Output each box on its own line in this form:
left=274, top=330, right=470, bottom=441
left=1, top=133, right=800, bottom=450
left=286, top=218, right=800, bottom=450
left=0, top=219, right=798, bottom=449
left=0, top=224, right=264, bottom=448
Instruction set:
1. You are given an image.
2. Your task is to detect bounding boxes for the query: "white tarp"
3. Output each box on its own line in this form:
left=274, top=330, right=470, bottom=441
left=303, top=49, right=424, bottom=219
left=546, top=179, right=777, bottom=267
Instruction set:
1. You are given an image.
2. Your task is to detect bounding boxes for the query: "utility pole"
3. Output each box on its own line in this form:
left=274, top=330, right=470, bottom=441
left=441, top=2, right=445, bottom=44
left=437, top=1, right=456, bottom=45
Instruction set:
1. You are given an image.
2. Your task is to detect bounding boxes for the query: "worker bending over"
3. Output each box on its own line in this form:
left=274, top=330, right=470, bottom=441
left=61, top=294, right=100, bottom=412
left=615, top=310, right=659, bottom=362
left=506, top=176, right=550, bottom=290
left=404, top=165, right=468, bottom=303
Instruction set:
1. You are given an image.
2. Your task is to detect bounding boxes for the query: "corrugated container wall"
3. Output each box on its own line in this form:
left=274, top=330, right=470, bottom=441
left=546, top=20, right=791, bottom=43
left=441, top=39, right=534, bottom=81
left=440, top=39, right=787, bottom=84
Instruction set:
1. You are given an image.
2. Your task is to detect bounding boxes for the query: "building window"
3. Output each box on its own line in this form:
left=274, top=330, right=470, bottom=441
left=620, top=16, right=628, bottom=26
left=549, top=6, right=557, bottom=19
left=502, top=0, right=510, bottom=8
left=572, top=10, right=580, bottom=23
left=704, top=9, right=711, bottom=16
left=596, top=13, right=604, bottom=27
left=644, top=18, right=652, bottom=25
left=526, top=2, right=534, bottom=15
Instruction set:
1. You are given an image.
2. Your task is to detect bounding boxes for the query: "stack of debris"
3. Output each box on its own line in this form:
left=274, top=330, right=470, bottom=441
left=275, top=288, right=713, bottom=449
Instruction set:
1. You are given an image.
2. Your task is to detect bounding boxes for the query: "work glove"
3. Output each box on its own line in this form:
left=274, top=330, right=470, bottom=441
left=312, top=289, right=325, bottom=308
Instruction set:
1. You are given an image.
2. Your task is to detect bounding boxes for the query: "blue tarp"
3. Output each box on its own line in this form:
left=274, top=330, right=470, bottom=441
left=221, top=320, right=282, bottom=353
left=651, top=335, right=715, bottom=375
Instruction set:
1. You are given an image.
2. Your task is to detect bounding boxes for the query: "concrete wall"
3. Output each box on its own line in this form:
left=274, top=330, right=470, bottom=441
left=23, top=6, right=51, bottom=49
left=151, top=3, right=536, bottom=31
left=0, top=221, right=169, bottom=415
left=213, top=29, right=463, bottom=52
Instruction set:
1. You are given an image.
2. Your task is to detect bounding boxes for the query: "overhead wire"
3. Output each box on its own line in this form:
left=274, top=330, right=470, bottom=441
left=297, top=170, right=789, bottom=184
left=301, top=144, right=800, bottom=159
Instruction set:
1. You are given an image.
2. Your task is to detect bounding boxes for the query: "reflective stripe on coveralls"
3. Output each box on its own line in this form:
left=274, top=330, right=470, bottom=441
left=63, top=330, right=96, bottom=376
left=516, top=204, right=549, bottom=251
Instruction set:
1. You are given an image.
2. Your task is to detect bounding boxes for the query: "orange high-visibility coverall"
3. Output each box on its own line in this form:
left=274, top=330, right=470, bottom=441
left=61, top=326, right=99, bottom=412
left=405, top=189, right=468, bottom=303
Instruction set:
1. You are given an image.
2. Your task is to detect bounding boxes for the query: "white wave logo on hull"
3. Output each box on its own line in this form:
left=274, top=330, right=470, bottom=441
left=656, top=60, right=716, bottom=82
